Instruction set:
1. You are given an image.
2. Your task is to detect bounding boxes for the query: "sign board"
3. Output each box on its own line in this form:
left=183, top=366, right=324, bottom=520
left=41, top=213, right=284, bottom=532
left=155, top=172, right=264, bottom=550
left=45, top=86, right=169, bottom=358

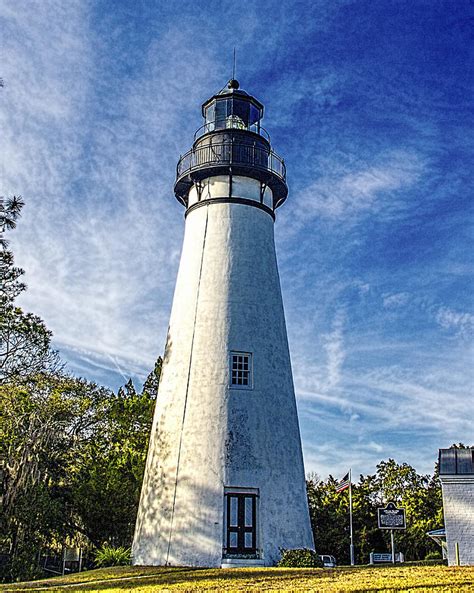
left=377, top=502, right=406, bottom=530
left=370, top=553, right=393, bottom=563
left=63, top=547, right=81, bottom=562
left=370, top=552, right=404, bottom=564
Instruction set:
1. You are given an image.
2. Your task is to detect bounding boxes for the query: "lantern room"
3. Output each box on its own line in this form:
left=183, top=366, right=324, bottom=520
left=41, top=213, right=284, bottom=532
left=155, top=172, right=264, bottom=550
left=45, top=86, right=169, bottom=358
left=201, top=79, right=264, bottom=135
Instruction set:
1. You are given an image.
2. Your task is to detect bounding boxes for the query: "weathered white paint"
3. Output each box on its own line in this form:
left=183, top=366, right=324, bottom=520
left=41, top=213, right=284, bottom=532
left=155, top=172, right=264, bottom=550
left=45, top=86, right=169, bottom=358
left=188, top=175, right=273, bottom=208
left=132, top=198, right=314, bottom=567
left=440, top=475, right=474, bottom=566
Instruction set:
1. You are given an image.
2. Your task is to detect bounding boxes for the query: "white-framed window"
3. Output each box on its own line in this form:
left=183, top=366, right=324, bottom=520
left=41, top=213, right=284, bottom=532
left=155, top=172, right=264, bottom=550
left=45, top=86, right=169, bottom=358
left=230, top=352, right=252, bottom=389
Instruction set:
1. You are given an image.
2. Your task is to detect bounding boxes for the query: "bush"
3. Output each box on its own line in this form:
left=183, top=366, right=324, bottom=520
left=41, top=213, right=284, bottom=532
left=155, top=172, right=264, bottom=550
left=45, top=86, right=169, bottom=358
left=424, top=551, right=441, bottom=560
left=404, top=558, right=447, bottom=566
left=277, top=548, right=323, bottom=568
left=94, top=544, right=131, bottom=568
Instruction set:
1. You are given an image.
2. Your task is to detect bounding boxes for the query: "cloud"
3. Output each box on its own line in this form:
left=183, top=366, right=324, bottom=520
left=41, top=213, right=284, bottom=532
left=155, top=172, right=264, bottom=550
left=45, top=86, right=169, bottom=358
left=383, top=292, right=410, bottom=308
left=296, top=149, right=425, bottom=222
left=2, top=1, right=472, bottom=479
left=322, top=310, right=346, bottom=392
left=435, top=306, right=474, bottom=338
left=2, top=2, right=222, bottom=383
left=366, top=441, right=384, bottom=453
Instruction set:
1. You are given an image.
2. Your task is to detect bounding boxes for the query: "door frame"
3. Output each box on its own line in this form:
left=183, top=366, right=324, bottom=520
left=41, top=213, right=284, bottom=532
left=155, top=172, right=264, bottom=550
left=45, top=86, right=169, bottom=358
left=223, top=487, right=260, bottom=558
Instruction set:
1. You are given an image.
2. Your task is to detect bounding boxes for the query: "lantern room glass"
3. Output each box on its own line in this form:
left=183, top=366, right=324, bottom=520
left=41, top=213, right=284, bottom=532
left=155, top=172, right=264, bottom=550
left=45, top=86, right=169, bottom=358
left=204, top=97, right=262, bottom=134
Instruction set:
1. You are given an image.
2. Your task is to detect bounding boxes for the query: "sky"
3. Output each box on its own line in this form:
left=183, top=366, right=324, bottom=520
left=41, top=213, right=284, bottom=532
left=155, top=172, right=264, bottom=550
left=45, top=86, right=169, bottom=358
left=2, top=0, right=473, bottom=480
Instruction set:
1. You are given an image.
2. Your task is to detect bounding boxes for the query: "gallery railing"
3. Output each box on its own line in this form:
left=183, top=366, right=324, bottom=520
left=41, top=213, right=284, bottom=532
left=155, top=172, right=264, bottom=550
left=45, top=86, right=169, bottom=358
left=193, top=119, right=271, bottom=142
left=176, top=140, right=286, bottom=182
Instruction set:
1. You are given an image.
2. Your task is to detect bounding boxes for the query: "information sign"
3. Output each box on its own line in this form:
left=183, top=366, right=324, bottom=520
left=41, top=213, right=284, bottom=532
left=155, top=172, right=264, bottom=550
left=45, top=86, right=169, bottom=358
left=63, top=547, right=81, bottom=562
left=377, top=502, right=406, bottom=530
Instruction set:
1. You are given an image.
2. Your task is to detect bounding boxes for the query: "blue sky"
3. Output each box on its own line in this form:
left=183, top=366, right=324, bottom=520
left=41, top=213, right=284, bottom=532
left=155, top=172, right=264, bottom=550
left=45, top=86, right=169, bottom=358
left=2, top=0, right=473, bottom=479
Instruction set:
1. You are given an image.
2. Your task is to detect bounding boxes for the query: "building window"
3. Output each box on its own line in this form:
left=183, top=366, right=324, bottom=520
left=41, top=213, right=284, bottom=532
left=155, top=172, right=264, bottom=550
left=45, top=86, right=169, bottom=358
left=230, top=352, right=252, bottom=388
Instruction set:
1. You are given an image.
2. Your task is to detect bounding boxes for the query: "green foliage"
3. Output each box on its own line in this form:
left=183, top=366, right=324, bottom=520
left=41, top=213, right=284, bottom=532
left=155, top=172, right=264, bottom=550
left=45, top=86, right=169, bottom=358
left=0, top=198, right=160, bottom=581
left=94, top=544, right=131, bottom=568
left=424, top=550, right=442, bottom=560
left=70, top=374, right=158, bottom=547
left=0, top=374, right=109, bottom=580
left=0, top=249, right=25, bottom=305
left=0, top=306, right=61, bottom=382
left=0, top=369, right=158, bottom=581
left=0, top=198, right=60, bottom=383
left=0, top=195, right=24, bottom=249
left=277, top=548, right=323, bottom=568
left=307, top=460, right=444, bottom=565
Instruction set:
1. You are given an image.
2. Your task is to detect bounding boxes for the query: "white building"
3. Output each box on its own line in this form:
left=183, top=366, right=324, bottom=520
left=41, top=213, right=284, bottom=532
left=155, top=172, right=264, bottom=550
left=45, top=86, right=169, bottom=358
left=132, top=80, right=314, bottom=568
left=439, top=447, right=474, bottom=566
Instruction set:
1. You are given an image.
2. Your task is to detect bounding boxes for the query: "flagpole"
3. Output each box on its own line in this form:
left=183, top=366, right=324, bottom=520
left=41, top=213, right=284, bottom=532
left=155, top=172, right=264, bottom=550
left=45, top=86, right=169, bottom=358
left=349, top=468, right=355, bottom=565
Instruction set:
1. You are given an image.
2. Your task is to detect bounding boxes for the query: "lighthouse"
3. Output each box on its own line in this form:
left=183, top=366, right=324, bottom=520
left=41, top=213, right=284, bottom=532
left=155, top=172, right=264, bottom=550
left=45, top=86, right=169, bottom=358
left=132, top=79, right=314, bottom=567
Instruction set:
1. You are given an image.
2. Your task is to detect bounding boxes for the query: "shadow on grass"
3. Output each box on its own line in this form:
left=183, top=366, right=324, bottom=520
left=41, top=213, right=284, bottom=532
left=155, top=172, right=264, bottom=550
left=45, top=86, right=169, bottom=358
left=4, top=566, right=473, bottom=592
left=14, top=568, right=378, bottom=591
left=2, top=568, right=338, bottom=591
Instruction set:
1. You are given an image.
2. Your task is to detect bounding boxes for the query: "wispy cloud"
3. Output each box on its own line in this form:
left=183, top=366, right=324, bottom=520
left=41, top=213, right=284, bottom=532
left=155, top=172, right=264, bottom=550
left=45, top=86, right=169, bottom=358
left=2, top=2, right=220, bottom=384
left=2, top=1, right=472, bottom=477
left=295, top=149, right=425, bottom=222
left=383, top=292, right=410, bottom=308
left=322, top=309, right=346, bottom=392
left=435, top=306, right=474, bottom=338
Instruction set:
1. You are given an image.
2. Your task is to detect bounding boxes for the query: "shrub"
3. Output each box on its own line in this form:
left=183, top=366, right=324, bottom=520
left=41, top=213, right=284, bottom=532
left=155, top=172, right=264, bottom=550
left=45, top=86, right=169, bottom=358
left=277, top=548, right=324, bottom=568
left=94, top=544, right=131, bottom=567
left=404, top=558, right=447, bottom=566
left=424, top=551, right=442, bottom=560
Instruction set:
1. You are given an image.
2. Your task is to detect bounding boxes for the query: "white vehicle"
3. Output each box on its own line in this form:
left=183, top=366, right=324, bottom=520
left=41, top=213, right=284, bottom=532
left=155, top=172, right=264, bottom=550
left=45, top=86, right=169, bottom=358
left=320, top=554, right=337, bottom=568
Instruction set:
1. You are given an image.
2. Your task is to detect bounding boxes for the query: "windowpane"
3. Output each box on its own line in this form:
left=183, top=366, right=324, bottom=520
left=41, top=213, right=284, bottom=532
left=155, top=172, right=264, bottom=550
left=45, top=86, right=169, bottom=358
left=244, top=532, right=253, bottom=548
left=244, top=497, right=253, bottom=527
left=230, top=532, right=238, bottom=547
left=205, top=102, right=216, bottom=131
left=249, top=104, right=260, bottom=127
left=232, top=98, right=250, bottom=126
left=215, top=100, right=228, bottom=129
left=230, top=497, right=238, bottom=526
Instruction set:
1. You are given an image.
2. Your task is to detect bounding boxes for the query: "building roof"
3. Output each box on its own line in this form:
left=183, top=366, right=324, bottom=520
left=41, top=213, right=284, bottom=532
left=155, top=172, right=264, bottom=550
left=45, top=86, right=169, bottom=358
left=427, top=528, right=446, bottom=537
left=439, top=448, right=474, bottom=475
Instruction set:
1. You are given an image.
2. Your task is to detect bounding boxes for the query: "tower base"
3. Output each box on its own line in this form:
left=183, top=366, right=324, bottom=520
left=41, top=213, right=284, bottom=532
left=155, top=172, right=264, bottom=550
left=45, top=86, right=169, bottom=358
left=221, top=558, right=266, bottom=569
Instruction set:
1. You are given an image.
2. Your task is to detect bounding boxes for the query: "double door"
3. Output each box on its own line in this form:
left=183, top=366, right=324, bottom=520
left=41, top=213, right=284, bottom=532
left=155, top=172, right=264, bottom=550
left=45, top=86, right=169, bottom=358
left=225, top=492, right=257, bottom=555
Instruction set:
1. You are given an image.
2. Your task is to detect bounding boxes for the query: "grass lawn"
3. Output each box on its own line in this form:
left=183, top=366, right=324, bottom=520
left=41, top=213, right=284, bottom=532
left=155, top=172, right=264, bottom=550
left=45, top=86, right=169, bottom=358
left=1, top=564, right=473, bottom=592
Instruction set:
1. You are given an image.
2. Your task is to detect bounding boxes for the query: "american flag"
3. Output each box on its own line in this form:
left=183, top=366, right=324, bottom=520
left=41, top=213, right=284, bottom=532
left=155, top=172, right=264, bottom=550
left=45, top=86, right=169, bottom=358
left=336, top=471, right=350, bottom=493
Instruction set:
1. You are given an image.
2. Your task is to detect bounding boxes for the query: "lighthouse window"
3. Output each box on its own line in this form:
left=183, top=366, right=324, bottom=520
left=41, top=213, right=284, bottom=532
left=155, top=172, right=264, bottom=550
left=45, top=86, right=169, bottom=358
left=230, top=352, right=252, bottom=388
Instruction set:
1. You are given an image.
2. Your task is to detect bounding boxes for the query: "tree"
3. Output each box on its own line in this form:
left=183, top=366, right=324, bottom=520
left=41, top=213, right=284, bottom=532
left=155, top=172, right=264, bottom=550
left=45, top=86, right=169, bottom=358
left=1, top=196, right=26, bottom=302
left=1, top=196, right=24, bottom=248
left=0, top=374, right=112, bottom=580
left=307, top=459, right=443, bottom=564
left=70, top=369, right=159, bottom=548
left=0, top=197, right=160, bottom=580
left=307, top=475, right=348, bottom=561
left=0, top=364, right=160, bottom=581
left=141, top=356, right=162, bottom=399
left=0, top=198, right=60, bottom=383
left=371, top=459, right=443, bottom=560
left=0, top=308, right=61, bottom=383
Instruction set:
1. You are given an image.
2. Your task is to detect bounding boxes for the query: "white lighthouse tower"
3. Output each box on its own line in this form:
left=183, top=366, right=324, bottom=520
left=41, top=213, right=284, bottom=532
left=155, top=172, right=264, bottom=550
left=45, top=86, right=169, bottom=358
left=133, top=79, right=314, bottom=568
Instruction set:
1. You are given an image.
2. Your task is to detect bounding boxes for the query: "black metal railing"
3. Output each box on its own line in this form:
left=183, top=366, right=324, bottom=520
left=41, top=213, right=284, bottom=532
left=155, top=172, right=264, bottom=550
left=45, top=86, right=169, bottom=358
left=194, top=119, right=271, bottom=142
left=177, top=141, right=286, bottom=181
